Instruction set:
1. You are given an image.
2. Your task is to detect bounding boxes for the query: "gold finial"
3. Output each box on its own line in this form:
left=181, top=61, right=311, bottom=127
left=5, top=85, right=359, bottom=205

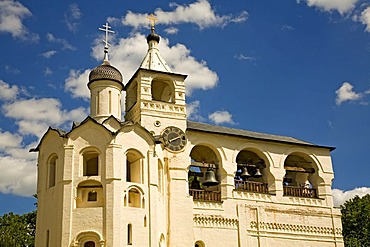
left=147, top=14, right=158, bottom=32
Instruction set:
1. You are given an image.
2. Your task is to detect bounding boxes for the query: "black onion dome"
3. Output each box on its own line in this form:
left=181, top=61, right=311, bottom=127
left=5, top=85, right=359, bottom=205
left=88, top=63, right=123, bottom=85
left=146, top=32, right=160, bottom=43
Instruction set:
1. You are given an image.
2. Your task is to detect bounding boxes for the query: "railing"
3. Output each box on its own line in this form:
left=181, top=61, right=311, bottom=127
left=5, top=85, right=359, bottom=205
left=234, top=180, right=269, bottom=194
left=283, top=185, right=317, bottom=198
left=189, top=189, right=221, bottom=202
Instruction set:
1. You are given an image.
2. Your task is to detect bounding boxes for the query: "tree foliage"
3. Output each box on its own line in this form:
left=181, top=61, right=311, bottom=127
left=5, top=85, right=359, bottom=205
left=341, top=194, right=370, bottom=247
left=0, top=210, right=36, bottom=247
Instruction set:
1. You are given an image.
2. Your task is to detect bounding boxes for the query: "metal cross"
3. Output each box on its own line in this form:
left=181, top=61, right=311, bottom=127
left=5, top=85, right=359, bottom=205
left=147, top=14, right=158, bottom=30
left=99, top=22, right=115, bottom=48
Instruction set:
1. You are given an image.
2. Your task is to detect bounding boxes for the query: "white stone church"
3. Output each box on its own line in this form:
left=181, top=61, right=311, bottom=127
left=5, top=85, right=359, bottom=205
left=34, top=20, right=344, bottom=247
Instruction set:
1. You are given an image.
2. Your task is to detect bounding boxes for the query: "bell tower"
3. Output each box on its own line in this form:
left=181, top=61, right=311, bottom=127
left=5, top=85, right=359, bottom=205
left=125, top=14, right=187, bottom=135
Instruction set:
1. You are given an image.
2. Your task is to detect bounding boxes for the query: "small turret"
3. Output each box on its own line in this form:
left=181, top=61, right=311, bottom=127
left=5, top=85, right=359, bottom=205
left=88, top=23, right=123, bottom=122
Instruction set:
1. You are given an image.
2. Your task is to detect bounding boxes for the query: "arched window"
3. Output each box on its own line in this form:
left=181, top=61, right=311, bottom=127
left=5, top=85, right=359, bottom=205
left=127, top=224, right=133, bottom=245
left=47, top=155, right=57, bottom=188
left=88, top=191, right=97, bottom=202
left=77, top=180, right=103, bottom=208
left=195, top=240, right=205, bottom=247
left=84, top=241, right=95, bottom=247
left=126, top=150, right=143, bottom=183
left=83, top=151, right=99, bottom=176
left=151, top=78, right=174, bottom=103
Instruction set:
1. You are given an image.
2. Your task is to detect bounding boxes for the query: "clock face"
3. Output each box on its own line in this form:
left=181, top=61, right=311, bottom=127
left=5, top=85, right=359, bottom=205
left=162, top=126, right=187, bottom=152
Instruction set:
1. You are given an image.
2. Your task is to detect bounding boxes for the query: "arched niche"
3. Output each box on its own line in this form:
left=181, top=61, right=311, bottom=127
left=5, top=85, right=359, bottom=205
left=76, top=180, right=103, bottom=208
left=126, top=186, right=144, bottom=208
left=81, top=148, right=101, bottom=177
left=195, top=240, right=205, bottom=247
left=47, top=154, right=58, bottom=188
left=72, top=230, right=103, bottom=247
left=126, top=149, right=144, bottom=184
left=151, top=77, right=175, bottom=103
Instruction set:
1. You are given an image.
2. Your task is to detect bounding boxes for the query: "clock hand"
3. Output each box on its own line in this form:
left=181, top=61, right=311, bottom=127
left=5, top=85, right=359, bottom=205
left=169, top=136, right=181, bottom=143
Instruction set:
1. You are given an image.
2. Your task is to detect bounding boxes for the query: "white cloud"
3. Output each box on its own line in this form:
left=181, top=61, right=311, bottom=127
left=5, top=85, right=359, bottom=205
left=208, top=110, right=234, bottom=124
left=41, top=50, right=57, bottom=58
left=64, top=3, right=82, bottom=32
left=0, top=0, right=39, bottom=41
left=64, top=69, right=90, bottom=99
left=281, top=24, right=294, bottom=31
left=332, top=187, right=370, bottom=207
left=5, top=65, right=21, bottom=74
left=0, top=155, right=36, bottom=196
left=359, top=6, right=370, bottom=32
left=187, top=100, right=205, bottom=121
left=0, top=131, right=37, bottom=196
left=0, top=131, right=22, bottom=150
left=46, top=33, right=76, bottom=50
left=2, top=98, right=87, bottom=137
left=88, top=32, right=218, bottom=95
left=335, top=82, right=362, bottom=105
left=234, top=54, right=256, bottom=62
left=118, top=0, right=248, bottom=30
left=305, top=0, right=358, bottom=15
left=0, top=79, right=19, bottom=101
left=165, top=27, right=179, bottom=34
left=44, top=67, right=53, bottom=76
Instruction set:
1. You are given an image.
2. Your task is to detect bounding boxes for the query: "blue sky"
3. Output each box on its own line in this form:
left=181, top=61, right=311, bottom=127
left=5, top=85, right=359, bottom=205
left=1, top=0, right=370, bottom=214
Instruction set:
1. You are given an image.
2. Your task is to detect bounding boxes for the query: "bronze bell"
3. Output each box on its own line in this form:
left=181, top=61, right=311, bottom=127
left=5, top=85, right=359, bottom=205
left=203, top=168, right=219, bottom=187
left=240, top=167, right=251, bottom=180
left=254, top=168, right=262, bottom=178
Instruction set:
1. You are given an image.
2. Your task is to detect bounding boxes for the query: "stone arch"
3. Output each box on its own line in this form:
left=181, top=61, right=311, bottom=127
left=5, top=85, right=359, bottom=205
left=126, top=185, right=145, bottom=208
left=188, top=144, right=223, bottom=202
left=195, top=240, right=205, bottom=247
left=72, top=230, right=104, bottom=247
left=151, top=76, right=175, bottom=103
left=80, top=147, right=101, bottom=177
left=281, top=149, right=323, bottom=198
left=234, top=147, right=274, bottom=193
left=76, top=180, right=103, bottom=208
left=125, top=149, right=144, bottom=184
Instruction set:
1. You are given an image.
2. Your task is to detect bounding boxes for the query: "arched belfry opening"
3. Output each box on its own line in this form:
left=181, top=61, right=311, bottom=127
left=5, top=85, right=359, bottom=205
left=151, top=78, right=174, bottom=103
left=188, top=145, right=222, bottom=202
left=283, top=153, right=319, bottom=198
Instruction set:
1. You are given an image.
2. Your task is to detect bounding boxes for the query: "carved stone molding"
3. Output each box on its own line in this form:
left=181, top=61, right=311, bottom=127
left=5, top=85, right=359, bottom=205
left=250, top=221, right=342, bottom=236
left=194, top=215, right=238, bottom=229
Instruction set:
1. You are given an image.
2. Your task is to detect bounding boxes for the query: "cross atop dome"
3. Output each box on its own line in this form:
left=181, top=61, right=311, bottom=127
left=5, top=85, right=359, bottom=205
left=147, top=14, right=158, bottom=33
left=99, top=22, right=115, bottom=63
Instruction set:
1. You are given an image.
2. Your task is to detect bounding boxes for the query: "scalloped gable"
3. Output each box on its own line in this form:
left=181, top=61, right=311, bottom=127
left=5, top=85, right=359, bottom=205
left=102, top=115, right=122, bottom=132
left=30, top=127, right=67, bottom=152
left=116, top=121, right=157, bottom=145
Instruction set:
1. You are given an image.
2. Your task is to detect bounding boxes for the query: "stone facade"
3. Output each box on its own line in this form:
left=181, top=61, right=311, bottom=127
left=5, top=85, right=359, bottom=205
left=34, top=26, right=343, bottom=247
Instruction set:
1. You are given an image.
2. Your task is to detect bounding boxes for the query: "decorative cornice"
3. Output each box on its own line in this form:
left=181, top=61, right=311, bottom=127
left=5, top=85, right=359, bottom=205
left=194, top=215, right=238, bottom=229
left=250, top=221, right=342, bottom=236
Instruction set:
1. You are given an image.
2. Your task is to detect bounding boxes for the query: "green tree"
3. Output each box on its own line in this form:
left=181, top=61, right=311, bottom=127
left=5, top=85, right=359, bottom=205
left=0, top=210, right=36, bottom=247
left=341, top=194, right=370, bottom=247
